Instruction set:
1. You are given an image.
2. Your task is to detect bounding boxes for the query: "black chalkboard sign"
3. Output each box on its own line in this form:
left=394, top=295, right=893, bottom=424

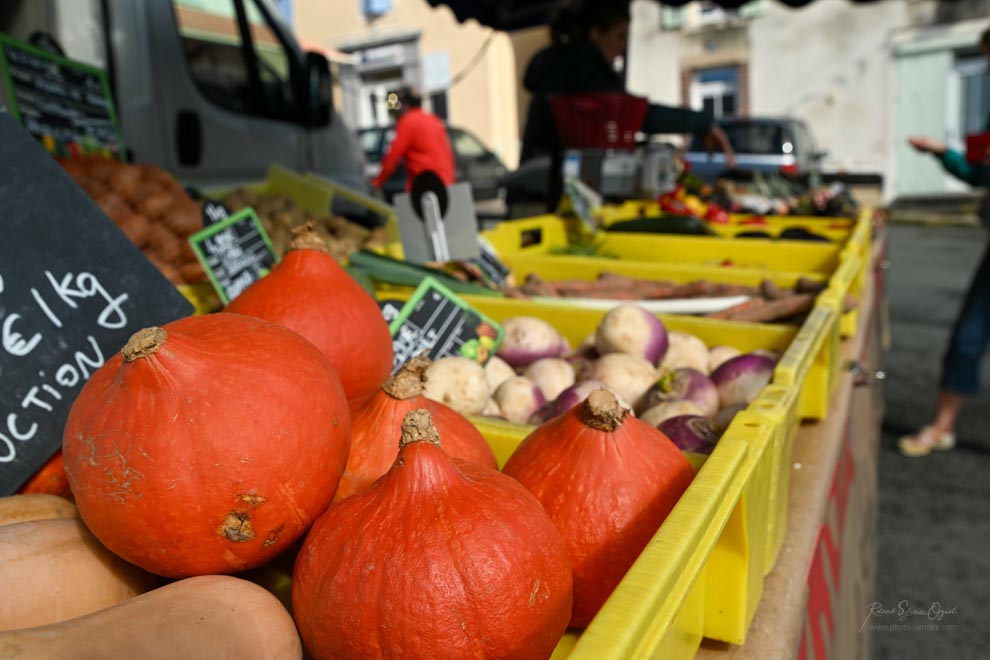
left=189, top=208, right=277, bottom=304
left=0, top=111, right=192, bottom=495
left=0, top=33, right=124, bottom=159
left=387, top=277, right=504, bottom=373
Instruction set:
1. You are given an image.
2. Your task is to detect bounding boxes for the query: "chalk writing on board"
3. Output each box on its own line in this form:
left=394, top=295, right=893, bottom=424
left=387, top=278, right=503, bottom=373
left=0, top=269, right=130, bottom=464
left=0, top=34, right=123, bottom=158
left=189, top=209, right=276, bottom=304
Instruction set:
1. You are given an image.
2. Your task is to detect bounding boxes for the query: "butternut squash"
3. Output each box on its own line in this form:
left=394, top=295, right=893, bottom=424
left=0, top=575, right=303, bottom=660
left=0, top=518, right=156, bottom=630
left=0, top=494, right=77, bottom=527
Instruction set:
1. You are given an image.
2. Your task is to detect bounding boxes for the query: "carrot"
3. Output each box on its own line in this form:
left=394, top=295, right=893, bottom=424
left=718, top=293, right=816, bottom=323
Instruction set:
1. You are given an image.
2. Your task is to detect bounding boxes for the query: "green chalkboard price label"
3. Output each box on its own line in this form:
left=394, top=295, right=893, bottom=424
left=189, top=208, right=277, bottom=305
left=0, top=112, right=192, bottom=495
left=387, top=277, right=504, bottom=373
left=0, top=33, right=124, bottom=159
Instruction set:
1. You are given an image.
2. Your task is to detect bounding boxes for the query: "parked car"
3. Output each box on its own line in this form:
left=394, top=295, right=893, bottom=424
left=358, top=125, right=509, bottom=204
left=683, top=117, right=827, bottom=185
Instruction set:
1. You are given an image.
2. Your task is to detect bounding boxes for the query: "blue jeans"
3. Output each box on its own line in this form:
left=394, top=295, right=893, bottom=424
left=941, top=240, right=990, bottom=395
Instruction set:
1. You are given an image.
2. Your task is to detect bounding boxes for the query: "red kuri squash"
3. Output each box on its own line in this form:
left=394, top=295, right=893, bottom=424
left=225, top=223, right=393, bottom=406
left=292, top=409, right=573, bottom=659
left=337, top=355, right=497, bottom=501
left=62, top=314, right=351, bottom=578
left=502, top=389, right=694, bottom=627
left=17, top=451, right=71, bottom=499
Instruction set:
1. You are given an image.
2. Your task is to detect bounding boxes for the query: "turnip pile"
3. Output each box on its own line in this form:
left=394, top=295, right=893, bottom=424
left=421, top=305, right=783, bottom=455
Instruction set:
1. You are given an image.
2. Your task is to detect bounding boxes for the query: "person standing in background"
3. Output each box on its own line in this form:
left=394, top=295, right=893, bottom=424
left=899, top=26, right=990, bottom=457
left=372, top=87, right=456, bottom=193
left=520, top=1, right=736, bottom=212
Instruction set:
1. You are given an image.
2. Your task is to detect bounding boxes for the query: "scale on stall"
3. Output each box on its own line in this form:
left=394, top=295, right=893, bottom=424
left=551, top=92, right=679, bottom=204
left=394, top=171, right=480, bottom=264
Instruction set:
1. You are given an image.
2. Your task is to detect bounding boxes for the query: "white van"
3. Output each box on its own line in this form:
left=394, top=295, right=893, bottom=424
left=0, top=0, right=371, bottom=219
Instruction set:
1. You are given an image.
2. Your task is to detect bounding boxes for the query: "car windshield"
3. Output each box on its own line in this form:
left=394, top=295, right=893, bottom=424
left=690, top=123, right=788, bottom=155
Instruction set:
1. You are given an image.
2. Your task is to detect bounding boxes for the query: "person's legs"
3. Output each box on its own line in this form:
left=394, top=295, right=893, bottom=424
left=899, top=241, right=990, bottom=456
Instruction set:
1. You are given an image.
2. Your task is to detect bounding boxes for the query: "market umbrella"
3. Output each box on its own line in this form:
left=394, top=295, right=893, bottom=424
left=426, top=0, right=884, bottom=32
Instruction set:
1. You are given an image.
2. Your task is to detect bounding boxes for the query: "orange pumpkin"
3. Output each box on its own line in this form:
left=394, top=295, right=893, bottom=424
left=338, top=355, right=496, bottom=501
left=292, top=410, right=573, bottom=659
left=63, top=314, right=351, bottom=578
left=16, top=451, right=71, bottom=500
left=502, top=389, right=694, bottom=627
left=225, top=223, right=393, bottom=406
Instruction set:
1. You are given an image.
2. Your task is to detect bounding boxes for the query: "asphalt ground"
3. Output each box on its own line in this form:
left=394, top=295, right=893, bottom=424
left=871, top=224, right=990, bottom=659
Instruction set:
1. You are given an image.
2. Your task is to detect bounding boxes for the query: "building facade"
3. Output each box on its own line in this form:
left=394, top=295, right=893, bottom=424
left=292, top=0, right=525, bottom=169
left=627, top=0, right=990, bottom=201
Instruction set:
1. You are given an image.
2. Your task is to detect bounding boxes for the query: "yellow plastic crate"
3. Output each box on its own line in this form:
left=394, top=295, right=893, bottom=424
left=177, top=282, right=220, bottom=315
left=473, top=408, right=774, bottom=648
left=500, top=252, right=828, bottom=291
left=701, top=412, right=774, bottom=644
left=474, top=414, right=759, bottom=656
left=596, top=201, right=854, bottom=244
left=481, top=215, right=843, bottom=275
left=748, top=384, right=801, bottom=574
left=772, top=306, right=840, bottom=420
left=205, top=163, right=334, bottom=216
left=819, top=252, right=863, bottom=338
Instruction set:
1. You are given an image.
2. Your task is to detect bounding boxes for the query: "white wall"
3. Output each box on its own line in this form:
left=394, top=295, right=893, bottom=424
left=749, top=0, right=912, bottom=182
left=627, top=1, right=683, bottom=108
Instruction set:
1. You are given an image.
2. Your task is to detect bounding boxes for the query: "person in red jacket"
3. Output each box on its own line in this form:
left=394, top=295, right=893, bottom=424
left=371, top=87, right=456, bottom=192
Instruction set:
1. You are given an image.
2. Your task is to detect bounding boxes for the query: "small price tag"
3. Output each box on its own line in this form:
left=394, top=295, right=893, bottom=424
left=387, top=277, right=503, bottom=373
left=468, top=236, right=511, bottom=287
left=188, top=208, right=277, bottom=305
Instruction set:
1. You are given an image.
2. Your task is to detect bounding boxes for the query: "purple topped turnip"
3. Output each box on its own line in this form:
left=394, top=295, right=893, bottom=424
left=640, top=400, right=705, bottom=427
left=531, top=379, right=633, bottom=424
left=709, top=353, right=776, bottom=407
left=660, top=331, right=710, bottom=373
left=713, top=403, right=748, bottom=433
left=707, top=345, right=742, bottom=374
left=496, top=316, right=568, bottom=368
left=658, top=415, right=720, bottom=455
left=594, top=304, right=669, bottom=364
left=638, top=368, right=719, bottom=417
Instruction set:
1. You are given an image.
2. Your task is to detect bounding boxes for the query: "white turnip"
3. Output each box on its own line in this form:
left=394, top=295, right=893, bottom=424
left=423, top=357, right=490, bottom=415
left=594, top=304, right=669, bottom=364
left=493, top=376, right=546, bottom=424
left=660, top=331, right=710, bottom=372
left=484, top=356, right=516, bottom=392
left=496, top=316, right=568, bottom=368
left=523, top=358, right=576, bottom=401
left=582, top=353, right=658, bottom=410
left=640, top=400, right=705, bottom=427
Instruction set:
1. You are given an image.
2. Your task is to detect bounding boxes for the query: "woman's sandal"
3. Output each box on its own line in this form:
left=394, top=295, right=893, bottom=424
left=897, top=426, right=956, bottom=458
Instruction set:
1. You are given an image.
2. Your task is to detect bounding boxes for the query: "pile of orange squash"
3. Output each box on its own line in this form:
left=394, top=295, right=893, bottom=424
left=1, top=227, right=695, bottom=659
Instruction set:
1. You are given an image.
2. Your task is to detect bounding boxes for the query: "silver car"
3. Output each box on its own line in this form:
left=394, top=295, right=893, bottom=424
left=683, top=117, right=827, bottom=185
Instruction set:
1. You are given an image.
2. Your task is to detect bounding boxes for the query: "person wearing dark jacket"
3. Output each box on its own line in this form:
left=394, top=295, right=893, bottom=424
left=520, top=2, right=735, bottom=210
